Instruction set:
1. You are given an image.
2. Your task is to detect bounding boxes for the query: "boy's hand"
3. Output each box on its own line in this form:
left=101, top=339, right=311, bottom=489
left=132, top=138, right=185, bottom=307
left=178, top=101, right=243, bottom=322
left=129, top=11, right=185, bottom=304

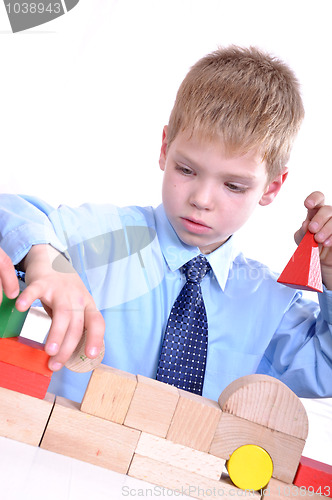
left=295, top=191, right=332, bottom=290
left=15, top=244, right=105, bottom=371
left=0, top=247, right=20, bottom=302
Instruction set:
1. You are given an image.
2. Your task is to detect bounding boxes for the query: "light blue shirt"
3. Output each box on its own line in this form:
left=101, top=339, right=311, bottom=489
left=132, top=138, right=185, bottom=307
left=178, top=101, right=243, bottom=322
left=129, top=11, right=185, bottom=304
left=1, top=194, right=332, bottom=402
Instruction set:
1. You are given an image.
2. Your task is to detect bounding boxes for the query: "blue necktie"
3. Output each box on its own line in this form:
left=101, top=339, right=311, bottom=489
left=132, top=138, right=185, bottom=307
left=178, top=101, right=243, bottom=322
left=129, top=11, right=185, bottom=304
left=156, top=255, right=211, bottom=395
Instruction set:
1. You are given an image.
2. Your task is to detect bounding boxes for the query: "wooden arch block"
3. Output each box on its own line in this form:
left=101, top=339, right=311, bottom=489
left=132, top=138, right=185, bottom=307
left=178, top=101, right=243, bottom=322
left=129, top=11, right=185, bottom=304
left=217, top=374, right=308, bottom=439
left=277, top=231, right=323, bottom=292
left=210, top=375, right=308, bottom=485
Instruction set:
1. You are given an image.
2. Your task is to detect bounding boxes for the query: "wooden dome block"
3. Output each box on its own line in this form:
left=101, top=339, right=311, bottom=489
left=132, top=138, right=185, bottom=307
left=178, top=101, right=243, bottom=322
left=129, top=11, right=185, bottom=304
left=277, top=231, right=323, bottom=292
left=218, top=374, right=308, bottom=440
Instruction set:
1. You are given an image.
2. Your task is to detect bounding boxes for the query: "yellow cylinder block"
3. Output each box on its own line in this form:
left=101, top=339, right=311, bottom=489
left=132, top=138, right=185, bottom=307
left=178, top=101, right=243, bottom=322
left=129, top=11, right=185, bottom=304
left=227, top=444, right=273, bottom=491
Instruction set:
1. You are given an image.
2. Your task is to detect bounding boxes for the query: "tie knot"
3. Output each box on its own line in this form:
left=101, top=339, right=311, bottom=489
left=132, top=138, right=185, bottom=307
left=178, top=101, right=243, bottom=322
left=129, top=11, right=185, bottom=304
left=182, top=255, right=211, bottom=283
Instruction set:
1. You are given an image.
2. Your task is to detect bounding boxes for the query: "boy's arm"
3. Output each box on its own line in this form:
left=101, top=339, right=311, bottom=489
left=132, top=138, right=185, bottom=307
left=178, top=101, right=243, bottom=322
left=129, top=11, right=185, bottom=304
left=16, top=244, right=105, bottom=371
left=295, top=191, right=332, bottom=290
left=0, top=193, right=106, bottom=371
left=0, top=248, right=20, bottom=301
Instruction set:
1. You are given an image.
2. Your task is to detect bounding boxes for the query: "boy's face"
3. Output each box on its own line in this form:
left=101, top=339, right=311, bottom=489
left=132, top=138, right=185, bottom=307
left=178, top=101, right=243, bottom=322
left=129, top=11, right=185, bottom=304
left=160, top=127, right=287, bottom=254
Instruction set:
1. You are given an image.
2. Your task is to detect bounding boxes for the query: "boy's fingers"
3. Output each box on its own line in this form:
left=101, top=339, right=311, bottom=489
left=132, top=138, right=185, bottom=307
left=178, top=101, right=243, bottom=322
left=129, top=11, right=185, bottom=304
left=0, top=250, right=19, bottom=299
left=304, top=191, right=325, bottom=209
left=45, top=297, right=87, bottom=369
left=83, top=308, right=106, bottom=358
left=46, top=302, right=105, bottom=371
left=304, top=191, right=325, bottom=221
left=15, top=282, right=41, bottom=311
left=307, top=205, right=332, bottom=237
left=44, top=305, right=74, bottom=360
left=311, top=218, right=332, bottom=246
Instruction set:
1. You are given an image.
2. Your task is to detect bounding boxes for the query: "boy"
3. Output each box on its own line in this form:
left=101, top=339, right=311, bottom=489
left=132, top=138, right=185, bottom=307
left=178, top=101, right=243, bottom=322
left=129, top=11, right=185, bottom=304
left=0, top=46, right=332, bottom=403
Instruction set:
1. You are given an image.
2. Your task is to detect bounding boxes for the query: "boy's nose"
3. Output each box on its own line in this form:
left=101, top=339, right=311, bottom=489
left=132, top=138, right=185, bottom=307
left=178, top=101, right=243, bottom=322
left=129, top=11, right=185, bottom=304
left=189, top=185, right=215, bottom=210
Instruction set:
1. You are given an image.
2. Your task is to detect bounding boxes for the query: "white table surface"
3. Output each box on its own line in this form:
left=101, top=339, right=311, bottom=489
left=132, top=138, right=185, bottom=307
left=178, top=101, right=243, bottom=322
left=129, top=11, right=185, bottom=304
left=0, top=435, right=194, bottom=500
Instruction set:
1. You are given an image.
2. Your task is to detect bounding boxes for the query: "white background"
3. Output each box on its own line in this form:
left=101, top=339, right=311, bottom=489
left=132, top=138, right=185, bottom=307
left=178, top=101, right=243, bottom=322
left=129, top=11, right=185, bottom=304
left=0, top=0, right=331, bottom=273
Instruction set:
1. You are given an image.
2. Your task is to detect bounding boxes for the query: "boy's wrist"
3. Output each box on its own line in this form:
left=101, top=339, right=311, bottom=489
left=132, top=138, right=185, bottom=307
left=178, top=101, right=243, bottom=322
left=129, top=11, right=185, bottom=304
left=22, top=244, right=74, bottom=281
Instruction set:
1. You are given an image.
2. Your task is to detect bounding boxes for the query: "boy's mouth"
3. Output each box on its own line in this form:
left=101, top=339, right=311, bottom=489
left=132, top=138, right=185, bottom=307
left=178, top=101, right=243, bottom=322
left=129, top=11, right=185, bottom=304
left=180, top=217, right=212, bottom=234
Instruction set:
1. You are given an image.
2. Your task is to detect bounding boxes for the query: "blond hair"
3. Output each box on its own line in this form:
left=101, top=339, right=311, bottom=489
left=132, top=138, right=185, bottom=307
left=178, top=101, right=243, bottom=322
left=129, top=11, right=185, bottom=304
left=167, top=46, right=305, bottom=181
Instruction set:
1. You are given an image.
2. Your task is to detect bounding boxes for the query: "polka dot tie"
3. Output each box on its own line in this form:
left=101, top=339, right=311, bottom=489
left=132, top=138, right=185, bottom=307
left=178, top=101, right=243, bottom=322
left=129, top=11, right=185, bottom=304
left=156, top=255, right=211, bottom=395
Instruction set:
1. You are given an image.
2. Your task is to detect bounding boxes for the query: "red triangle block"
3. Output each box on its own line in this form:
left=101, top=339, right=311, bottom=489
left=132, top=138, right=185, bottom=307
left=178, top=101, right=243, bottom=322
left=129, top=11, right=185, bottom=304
left=277, top=231, right=323, bottom=292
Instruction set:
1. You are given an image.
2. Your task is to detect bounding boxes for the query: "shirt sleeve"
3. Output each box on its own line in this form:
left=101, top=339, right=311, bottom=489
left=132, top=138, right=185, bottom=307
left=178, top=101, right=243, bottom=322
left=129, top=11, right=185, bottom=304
left=0, top=194, right=66, bottom=265
left=257, top=287, right=332, bottom=397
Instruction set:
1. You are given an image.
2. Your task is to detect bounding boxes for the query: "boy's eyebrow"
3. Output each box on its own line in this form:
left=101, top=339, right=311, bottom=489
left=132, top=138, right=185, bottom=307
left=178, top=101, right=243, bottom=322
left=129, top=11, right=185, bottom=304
left=222, top=173, right=258, bottom=183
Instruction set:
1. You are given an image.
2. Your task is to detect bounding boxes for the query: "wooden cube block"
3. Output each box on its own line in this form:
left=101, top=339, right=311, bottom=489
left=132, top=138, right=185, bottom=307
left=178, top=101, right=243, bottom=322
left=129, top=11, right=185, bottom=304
left=0, top=337, right=52, bottom=399
left=128, top=454, right=260, bottom=499
left=124, top=375, right=179, bottom=437
left=218, top=374, right=308, bottom=440
left=0, top=387, right=54, bottom=446
left=294, top=456, right=332, bottom=498
left=166, top=388, right=221, bottom=452
left=209, top=412, right=305, bottom=484
left=136, top=432, right=225, bottom=480
left=81, top=365, right=137, bottom=424
left=40, top=396, right=140, bottom=474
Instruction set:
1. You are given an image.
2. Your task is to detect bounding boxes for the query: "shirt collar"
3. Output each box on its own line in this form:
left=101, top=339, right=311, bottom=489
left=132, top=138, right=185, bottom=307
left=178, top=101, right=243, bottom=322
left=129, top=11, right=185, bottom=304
left=154, top=204, right=240, bottom=291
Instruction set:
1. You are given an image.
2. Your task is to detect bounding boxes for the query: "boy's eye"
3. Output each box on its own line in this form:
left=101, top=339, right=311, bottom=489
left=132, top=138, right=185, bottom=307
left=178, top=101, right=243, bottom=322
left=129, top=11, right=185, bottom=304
left=225, top=182, right=247, bottom=193
left=176, top=165, right=193, bottom=175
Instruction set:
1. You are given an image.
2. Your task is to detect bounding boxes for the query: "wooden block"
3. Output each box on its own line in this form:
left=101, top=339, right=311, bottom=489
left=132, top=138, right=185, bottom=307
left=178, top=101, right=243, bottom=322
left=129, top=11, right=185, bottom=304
left=124, top=375, right=179, bottom=437
left=40, top=396, right=140, bottom=474
left=0, top=387, right=55, bottom=446
left=263, top=478, right=328, bottom=500
left=0, top=361, right=52, bottom=399
left=218, top=374, right=308, bottom=440
left=128, top=454, right=260, bottom=499
left=0, top=336, right=51, bottom=376
left=65, top=334, right=105, bottom=373
left=81, top=365, right=137, bottom=424
left=277, top=230, right=323, bottom=292
left=0, top=336, right=52, bottom=399
left=227, top=444, right=273, bottom=491
left=209, top=412, right=305, bottom=484
left=136, top=432, right=225, bottom=480
left=294, top=456, right=332, bottom=498
left=166, top=388, right=221, bottom=452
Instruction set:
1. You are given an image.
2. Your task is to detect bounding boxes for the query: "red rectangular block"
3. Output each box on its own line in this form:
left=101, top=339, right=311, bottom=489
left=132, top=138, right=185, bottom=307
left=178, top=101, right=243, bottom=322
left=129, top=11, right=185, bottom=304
left=0, top=336, right=52, bottom=399
left=0, top=361, right=52, bottom=399
left=294, top=456, right=332, bottom=498
left=0, top=336, right=51, bottom=376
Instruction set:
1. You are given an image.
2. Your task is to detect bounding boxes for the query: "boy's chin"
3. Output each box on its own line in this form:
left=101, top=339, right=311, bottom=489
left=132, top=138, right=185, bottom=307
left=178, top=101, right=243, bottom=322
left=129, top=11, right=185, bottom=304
left=177, top=233, right=228, bottom=254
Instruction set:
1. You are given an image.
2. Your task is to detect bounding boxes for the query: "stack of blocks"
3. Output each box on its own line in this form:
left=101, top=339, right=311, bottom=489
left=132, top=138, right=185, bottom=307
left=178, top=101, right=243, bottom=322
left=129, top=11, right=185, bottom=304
left=1, top=232, right=330, bottom=496
left=0, top=365, right=331, bottom=499
left=0, top=289, right=52, bottom=399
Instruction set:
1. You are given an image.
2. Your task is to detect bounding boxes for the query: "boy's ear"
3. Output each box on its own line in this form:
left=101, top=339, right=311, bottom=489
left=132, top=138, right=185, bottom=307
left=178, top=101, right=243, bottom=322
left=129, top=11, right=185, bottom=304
left=259, top=168, right=288, bottom=206
left=159, top=125, right=168, bottom=171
